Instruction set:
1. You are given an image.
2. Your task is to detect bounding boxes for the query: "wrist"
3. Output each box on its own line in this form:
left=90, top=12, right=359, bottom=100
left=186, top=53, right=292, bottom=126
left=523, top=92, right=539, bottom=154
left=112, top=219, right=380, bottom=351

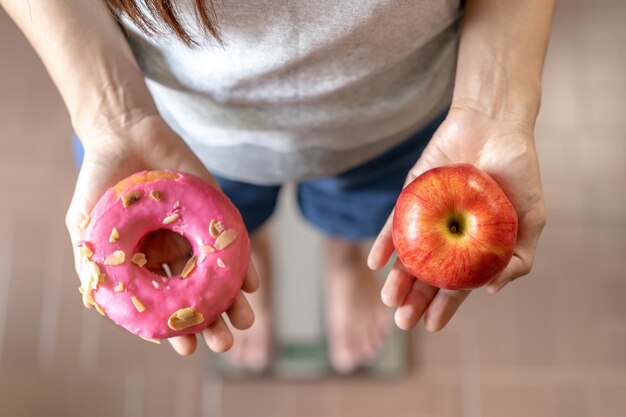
left=452, top=0, right=555, bottom=129
left=451, top=40, right=542, bottom=128
left=70, top=70, right=159, bottom=144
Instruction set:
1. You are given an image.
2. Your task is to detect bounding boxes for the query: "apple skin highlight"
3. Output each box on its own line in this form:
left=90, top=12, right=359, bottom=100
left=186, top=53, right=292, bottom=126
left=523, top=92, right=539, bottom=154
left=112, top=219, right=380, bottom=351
left=392, top=164, right=518, bottom=290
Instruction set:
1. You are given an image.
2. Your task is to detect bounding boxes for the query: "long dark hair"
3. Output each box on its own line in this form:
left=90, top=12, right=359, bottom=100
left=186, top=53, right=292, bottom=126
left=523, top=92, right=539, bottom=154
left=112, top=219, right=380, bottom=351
left=105, top=0, right=221, bottom=45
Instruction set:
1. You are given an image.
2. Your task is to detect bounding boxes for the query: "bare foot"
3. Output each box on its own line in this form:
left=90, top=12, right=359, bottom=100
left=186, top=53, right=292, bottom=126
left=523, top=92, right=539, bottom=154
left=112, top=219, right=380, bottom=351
left=227, top=225, right=273, bottom=372
left=325, top=239, right=391, bottom=373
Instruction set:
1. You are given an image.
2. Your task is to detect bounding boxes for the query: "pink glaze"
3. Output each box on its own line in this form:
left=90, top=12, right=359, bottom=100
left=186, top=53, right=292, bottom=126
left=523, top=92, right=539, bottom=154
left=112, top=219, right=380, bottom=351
left=81, top=171, right=250, bottom=339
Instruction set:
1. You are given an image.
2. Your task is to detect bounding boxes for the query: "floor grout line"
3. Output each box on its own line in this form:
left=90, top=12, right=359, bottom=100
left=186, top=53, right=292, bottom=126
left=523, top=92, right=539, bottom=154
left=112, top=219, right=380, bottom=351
left=78, top=304, right=101, bottom=375
left=124, top=370, right=146, bottom=417
left=175, top=372, right=198, bottom=417
left=0, top=219, right=15, bottom=369
left=201, top=373, right=223, bottom=417
left=36, top=228, right=66, bottom=372
left=459, top=314, right=482, bottom=417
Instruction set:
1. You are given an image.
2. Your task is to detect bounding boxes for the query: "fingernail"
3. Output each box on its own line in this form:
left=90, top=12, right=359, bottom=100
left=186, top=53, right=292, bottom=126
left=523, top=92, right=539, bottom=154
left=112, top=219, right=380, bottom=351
left=366, top=254, right=377, bottom=270
left=487, top=283, right=502, bottom=294
left=380, top=289, right=393, bottom=307
left=424, top=320, right=438, bottom=332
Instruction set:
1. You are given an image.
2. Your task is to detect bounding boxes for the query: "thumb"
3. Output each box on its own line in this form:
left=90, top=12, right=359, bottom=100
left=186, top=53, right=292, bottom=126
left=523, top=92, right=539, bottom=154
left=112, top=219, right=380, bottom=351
left=155, top=137, right=222, bottom=190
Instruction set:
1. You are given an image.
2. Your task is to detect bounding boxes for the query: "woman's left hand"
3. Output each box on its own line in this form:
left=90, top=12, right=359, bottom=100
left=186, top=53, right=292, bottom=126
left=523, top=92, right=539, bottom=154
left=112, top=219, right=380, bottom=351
left=367, top=106, right=547, bottom=331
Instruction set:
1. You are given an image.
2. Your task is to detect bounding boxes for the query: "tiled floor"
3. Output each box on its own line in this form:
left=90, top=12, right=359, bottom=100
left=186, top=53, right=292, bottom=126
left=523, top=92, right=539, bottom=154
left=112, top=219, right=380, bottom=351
left=1, top=1, right=626, bottom=416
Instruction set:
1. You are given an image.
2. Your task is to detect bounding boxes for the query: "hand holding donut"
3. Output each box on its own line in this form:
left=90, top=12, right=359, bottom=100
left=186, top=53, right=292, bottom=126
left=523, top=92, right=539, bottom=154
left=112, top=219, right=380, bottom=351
left=66, top=114, right=258, bottom=355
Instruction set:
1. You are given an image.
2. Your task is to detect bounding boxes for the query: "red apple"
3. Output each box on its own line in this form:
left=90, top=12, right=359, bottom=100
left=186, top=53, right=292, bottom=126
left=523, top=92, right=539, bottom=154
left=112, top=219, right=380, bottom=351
left=392, top=163, right=518, bottom=290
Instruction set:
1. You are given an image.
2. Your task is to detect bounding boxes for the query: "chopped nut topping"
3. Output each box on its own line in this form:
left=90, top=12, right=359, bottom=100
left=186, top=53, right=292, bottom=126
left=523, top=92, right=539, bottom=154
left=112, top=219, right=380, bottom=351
left=121, top=191, right=141, bottom=208
left=79, top=215, right=91, bottom=230
left=180, top=256, right=197, bottom=279
left=131, top=296, right=146, bottom=312
left=162, top=263, right=173, bottom=278
left=78, top=243, right=93, bottom=259
left=217, top=258, right=225, bottom=268
left=214, top=229, right=238, bottom=250
left=114, top=282, right=125, bottom=292
left=149, top=190, right=161, bottom=201
left=162, top=213, right=180, bottom=225
left=167, top=307, right=204, bottom=330
left=198, top=254, right=206, bottom=263
left=209, top=219, right=225, bottom=238
left=104, top=250, right=126, bottom=266
left=79, top=259, right=102, bottom=294
left=199, top=245, right=215, bottom=254
left=131, top=253, right=148, bottom=267
left=152, top=280, right=161, bottom=289
left=84, top=294, right=95, bottom=306
left=174, top=200, right=180, bottom=209
left=176, top=308, right=195, bottom=320
left=141, top=337, right=161, bottom=344
left=108, top=227, right=119, bottom=243
left=94, top=303, right=106, bottom=316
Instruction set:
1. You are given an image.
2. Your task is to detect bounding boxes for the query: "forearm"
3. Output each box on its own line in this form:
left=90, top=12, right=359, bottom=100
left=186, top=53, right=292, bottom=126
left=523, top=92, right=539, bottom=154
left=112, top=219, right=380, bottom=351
left=452, top=0, right=557, bottom=126
left=0, top=0, right=156, bottom=138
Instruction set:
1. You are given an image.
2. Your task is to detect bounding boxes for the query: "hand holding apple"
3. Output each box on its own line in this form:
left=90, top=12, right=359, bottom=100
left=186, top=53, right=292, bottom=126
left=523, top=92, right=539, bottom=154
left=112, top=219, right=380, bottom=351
left=368, top=107, right=547, bottom=331
left=392, top=163, right=518, bottom=290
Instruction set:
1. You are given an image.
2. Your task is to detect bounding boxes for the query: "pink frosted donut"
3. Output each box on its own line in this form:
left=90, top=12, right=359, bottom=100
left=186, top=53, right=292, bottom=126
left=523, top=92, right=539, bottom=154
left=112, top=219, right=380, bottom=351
left=77, top=170, right=250, bottom=340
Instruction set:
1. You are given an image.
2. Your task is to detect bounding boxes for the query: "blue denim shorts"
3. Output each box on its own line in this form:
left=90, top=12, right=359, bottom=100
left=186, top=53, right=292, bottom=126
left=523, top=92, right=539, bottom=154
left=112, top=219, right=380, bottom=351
left=213, top=112, right=445, bottom=240
left=72, top=112, right=445, bottom=241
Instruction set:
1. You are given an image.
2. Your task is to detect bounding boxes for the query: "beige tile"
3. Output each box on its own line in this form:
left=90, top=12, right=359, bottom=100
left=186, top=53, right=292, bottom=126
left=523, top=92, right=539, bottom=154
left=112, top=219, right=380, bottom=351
left=589, top=384, right=626, bottom=417
left=553, top=385, right=593, bottom=417
left=601, top=280, right=626, bottom=317
left=481, top=384, right=573, bottom=417
left=583, top=224, right=626, bottom=279
left=221, top=381, right=324, bottom=417
left=320, top=379, right=461, bottom=417
left=0, top=372, right=39, bottom=417
left=413, top=328, right=462, bottom=371
left=535, top=128, right=586, bottom=214
left=142, top=376, right=195, bottom=417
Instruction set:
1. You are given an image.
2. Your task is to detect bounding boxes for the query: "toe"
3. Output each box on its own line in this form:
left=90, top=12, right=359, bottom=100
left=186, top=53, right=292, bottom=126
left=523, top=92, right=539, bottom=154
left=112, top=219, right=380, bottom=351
left=359, top=328, right=378, bottom=365
left=246, top=337, right=270, bottom=372
left=329, top=328, right=356, bottom=374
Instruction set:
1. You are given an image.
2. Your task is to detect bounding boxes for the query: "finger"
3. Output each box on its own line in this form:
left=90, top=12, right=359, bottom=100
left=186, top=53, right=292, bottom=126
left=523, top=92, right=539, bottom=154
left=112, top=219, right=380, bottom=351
left=168, top=142, right=222, bottom=189
left=381, top=259, right=414, bottom=307
left=242, top=260, right=259, bottom=293
left=486, top=255, right=532, bottom=294
left=367, top=214, right=395, bottom=270
left=168, top=334, right=198, bottom=356
left=423, top=289, right=471, bottom=332
left=202, top=316, right=234, bottom=353
left=487, top=201, right=547, bottom=292
left=66, top=159, right=119, bottom=275
left=225, top=292, right=255, bottom=330
left=394, top=280, right=438, bottom=330
left=66, top=196, right=91, bottom=276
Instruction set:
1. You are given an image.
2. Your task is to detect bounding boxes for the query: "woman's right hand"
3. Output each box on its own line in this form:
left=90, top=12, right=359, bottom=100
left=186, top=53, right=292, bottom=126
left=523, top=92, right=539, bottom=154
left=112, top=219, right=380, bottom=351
left=66, top=114, right=259, bottom=356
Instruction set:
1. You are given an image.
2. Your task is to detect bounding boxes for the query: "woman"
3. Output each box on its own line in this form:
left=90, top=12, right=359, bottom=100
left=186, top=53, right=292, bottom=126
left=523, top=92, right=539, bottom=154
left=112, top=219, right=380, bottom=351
left=0, top=0, right=551, bottom=373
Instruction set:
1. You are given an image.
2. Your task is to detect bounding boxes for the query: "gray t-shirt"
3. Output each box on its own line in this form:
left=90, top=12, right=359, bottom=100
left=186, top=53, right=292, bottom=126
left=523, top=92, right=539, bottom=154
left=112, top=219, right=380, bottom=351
left=121, top=0, right=461, bottom=184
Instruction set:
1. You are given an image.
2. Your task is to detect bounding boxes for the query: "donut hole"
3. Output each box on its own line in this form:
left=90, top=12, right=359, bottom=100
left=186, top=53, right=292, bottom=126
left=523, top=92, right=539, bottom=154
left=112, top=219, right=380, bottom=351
left=136, top=229, right=193, bottom=277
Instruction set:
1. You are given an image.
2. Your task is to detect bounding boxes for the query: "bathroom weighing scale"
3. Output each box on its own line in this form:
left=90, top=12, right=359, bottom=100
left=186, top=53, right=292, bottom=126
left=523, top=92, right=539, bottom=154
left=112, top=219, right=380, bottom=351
left=207, top=186, right=410, bottom=379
